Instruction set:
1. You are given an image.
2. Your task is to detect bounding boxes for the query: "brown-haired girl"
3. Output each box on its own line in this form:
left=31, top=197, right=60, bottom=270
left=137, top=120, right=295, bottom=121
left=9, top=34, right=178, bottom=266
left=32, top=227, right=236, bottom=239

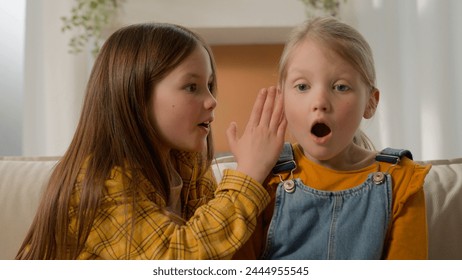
left=16, top=23, right=286, bottom=259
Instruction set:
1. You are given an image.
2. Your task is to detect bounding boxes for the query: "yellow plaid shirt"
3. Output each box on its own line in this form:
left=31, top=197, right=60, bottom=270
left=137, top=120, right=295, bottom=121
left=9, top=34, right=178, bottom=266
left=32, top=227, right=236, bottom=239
left=70, top=153, right=270, bottom=259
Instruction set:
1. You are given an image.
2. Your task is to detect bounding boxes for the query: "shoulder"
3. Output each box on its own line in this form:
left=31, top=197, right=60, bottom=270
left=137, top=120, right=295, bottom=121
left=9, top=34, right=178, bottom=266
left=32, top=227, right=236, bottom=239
left=383, top=155, right=431, bottom=186
left=376, top=147, right=431, bottom=185
left=381, top=154, right=431, bottom=213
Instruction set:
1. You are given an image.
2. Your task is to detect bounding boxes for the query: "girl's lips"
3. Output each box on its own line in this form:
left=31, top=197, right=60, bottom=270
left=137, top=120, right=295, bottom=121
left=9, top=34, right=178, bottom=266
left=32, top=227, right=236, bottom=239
left=198, top=121, right=210, bottom=128
left=311, top=122, right=332, bottom=144
left=311, top=123, right=331, bottom=137
left=198, top=120, right=212, bottom=134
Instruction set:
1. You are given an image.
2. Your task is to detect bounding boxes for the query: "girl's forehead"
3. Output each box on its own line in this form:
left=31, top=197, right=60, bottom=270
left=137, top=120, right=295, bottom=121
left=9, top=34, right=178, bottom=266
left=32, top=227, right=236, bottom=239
left=295, top=38, right=341, bottom=58
left=161, top=45, right=213, bottom=84
left=288, top=39, right=349, bottom=68
left=284, top=40, right=365, bottom=83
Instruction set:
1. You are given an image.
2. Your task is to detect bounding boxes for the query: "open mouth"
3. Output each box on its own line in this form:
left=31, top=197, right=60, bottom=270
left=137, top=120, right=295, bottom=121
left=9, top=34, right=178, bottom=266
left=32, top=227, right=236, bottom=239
left=198, top=121, right=211, bottom=129
left=311, top=123, right=331, bottom=138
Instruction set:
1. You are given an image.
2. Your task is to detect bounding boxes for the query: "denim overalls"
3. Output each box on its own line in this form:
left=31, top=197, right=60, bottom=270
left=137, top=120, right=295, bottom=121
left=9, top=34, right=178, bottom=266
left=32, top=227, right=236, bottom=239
left=262, top=144, right=413, bottom=260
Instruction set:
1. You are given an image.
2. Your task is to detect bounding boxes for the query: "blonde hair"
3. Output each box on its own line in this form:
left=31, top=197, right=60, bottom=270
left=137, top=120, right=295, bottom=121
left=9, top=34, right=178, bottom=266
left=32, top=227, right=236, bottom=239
left=279, top=17, right=377, bottom=150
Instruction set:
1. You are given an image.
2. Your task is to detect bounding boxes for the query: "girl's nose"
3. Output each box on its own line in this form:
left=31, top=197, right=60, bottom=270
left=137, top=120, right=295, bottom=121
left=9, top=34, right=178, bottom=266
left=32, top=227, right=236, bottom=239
left=205, top=93, right=217, bottom=110
left=311, top=88, right=331, bottom=112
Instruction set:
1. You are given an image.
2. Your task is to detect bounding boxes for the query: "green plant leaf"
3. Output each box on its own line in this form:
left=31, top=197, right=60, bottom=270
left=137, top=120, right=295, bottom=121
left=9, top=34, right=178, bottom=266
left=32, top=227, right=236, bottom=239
left=61, top=0, right=122, bottom=56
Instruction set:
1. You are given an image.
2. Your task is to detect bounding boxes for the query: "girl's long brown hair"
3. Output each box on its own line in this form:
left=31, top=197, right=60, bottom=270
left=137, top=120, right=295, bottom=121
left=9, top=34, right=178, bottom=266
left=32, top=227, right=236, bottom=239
left=16, top=23, right=217, bottom=259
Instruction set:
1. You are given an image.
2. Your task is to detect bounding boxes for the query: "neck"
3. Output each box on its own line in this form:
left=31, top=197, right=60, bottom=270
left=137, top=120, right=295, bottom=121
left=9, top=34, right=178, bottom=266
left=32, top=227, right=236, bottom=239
left=304, top=144, right=376, bottom=171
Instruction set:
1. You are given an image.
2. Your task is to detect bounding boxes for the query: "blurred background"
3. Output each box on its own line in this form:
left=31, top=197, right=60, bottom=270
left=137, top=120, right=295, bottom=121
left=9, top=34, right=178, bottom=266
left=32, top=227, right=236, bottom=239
left=1, top=0, right=461, bottom=160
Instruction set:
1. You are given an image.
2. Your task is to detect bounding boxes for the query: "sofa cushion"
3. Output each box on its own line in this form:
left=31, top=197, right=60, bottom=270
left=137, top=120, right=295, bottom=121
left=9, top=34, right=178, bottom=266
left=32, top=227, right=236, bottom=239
left=421, top=158, right=462, bottom=259
left=0, top=157, right=59, bottom=259
left=1, top=156, right=461, bottom=260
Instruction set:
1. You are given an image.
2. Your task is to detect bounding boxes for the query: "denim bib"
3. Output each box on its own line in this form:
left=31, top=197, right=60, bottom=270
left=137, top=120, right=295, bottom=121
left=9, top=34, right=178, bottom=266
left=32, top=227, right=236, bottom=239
left=262, top=144, right=412, bottom=260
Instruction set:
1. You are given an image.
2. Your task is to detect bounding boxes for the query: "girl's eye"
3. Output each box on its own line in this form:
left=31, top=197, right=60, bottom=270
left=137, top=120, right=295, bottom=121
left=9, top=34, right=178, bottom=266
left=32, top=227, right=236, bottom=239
left=333, top=84, right=350, bottom=92
left=295, top=83, right=309, bottom=92
left=185, top=84, right=197, bottom=92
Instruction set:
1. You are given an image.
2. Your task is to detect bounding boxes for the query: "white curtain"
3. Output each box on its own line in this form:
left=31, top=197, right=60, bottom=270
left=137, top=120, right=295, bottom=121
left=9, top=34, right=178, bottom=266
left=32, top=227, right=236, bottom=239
left=23, top=0, right=462, bottom=161
left=23, top=0, right=90, bottom=156
left=342, top=0, right=462, bottom=160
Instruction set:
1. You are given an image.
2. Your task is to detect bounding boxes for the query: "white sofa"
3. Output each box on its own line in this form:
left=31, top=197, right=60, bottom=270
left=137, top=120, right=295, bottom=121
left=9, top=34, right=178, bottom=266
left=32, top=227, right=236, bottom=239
left=1, top=155, right=461, bottom=260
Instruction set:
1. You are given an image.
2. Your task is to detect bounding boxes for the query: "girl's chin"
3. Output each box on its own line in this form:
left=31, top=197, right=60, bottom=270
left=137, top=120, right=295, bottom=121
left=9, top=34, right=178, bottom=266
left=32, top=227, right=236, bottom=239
left=182, top=142, right=208, bottom=153
left=310, top=133, right=332, bottom=145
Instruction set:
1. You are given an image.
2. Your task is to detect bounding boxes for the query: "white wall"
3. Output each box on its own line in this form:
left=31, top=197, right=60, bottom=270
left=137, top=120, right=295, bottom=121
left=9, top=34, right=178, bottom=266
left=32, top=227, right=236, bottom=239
left=3, top=0, right=461, bottom=160
left=119, top=0, right=306, bottom=27
left=0, top=0, right=25, bottom=156
left=23, top=0, right=91, bottom=156
left=112, top=0, right=308, bottom=44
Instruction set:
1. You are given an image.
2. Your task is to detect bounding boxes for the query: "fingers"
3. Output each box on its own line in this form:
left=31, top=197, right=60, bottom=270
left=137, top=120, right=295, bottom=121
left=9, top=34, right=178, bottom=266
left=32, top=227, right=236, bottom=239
left=245, top=88, right=267, bottom=128
left=277, top=115, right=288, bottom=138
left=269, top=87, right=285, bottom=131
left=247, top=86, right=282, bottom=129
left=258, top=87, right=277, bottom=127
left=226, top=121, right=238, bottom=151
left=227, top=87, right=287, bottom=183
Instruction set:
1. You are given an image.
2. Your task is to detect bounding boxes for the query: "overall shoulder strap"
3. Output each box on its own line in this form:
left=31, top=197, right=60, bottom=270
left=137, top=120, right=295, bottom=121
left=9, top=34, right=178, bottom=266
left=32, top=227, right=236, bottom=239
left=375, top=147, right=413, bottom=164
left=272, top=142, right=296, bottom=174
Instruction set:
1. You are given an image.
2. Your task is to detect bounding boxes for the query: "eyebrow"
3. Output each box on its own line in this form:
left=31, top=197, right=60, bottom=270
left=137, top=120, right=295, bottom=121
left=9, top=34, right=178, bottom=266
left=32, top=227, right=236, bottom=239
left=181, top=72, right=214, bottom=81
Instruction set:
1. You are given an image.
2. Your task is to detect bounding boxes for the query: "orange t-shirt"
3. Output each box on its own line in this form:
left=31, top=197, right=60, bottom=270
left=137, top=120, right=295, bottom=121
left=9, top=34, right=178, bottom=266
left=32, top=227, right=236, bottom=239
left=234, top=143, right=431, bottom=259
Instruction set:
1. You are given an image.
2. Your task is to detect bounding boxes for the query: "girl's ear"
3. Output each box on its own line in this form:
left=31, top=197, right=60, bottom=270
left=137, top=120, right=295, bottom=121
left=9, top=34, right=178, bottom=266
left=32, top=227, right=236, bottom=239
left=364, top=88, right=380, bottom=119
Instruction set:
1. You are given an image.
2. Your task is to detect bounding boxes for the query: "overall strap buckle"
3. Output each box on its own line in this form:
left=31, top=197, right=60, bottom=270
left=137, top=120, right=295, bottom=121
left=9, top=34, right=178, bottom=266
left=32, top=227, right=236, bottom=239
left=375, top=148, right=413, bottom=164
left=272, top=142, right=296, bottom=174
left=272, top=142, right=297, bottom=193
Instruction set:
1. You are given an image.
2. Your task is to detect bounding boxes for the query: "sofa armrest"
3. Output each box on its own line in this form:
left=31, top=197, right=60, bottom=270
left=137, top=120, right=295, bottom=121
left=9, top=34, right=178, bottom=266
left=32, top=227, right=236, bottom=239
left=0, top=157, right=59, bottom=259
left=421, top=158, right=462, bottom=259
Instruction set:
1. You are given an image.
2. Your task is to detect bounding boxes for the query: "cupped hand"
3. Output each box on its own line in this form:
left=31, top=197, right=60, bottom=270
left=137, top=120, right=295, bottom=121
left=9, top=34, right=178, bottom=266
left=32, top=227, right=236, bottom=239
left=226, top=86, right=287, bottom=183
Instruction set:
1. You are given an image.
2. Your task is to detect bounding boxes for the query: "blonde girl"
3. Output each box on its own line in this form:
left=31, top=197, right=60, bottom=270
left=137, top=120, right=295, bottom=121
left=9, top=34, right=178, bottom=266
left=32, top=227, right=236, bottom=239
left=235, top=17, right=430, bottom=260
